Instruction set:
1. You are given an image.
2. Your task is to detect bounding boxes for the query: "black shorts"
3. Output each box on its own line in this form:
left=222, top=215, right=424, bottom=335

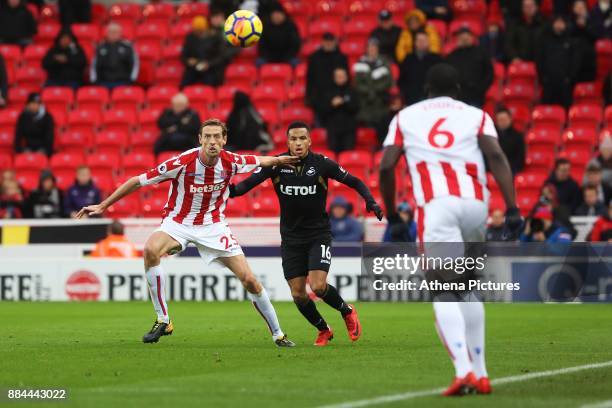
left=280, top=234, right=332, bottom=280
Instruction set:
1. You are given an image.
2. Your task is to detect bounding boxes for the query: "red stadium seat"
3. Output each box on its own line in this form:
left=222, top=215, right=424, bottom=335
left=0, top=45, right=21, bottom=70
left=516, top=190, right=539, bottom=216
left=107, top=195, right=140, bottom=218
left=526, top=128, right=560, bottom=149
left=141, top=2, right=174, bottom=24
left=532, top=105, right=566, bottom=129
left=136, top=21, right=170, bottom=43
left=50, top=151, right=85, bottom=171
left=341, top=39, right=367, bottom=59
left=252, top=195, right=280, bottom=217
left=515, top=171, right=547, bottom=193
left=68, top=109, right=101, bottom=134
left=573, top=82, right=602, bottom=105
left=15, top=66, right=45, bottom=90
left=344, top=15, right=377, bottom=41
left=111, top=86, right=145, bottom=112
left=503, top=83, right=535, bottom=106
left=122, top=151, right=155, bottom=177
left=183, top=85, right=215, bottom=108
left=558, top=147, right=592, bottom=168
left=142, top=194, right=168, bottom=218
left=57, top=130, right=94, bottom=154
left=138, top=108, right=162, bottom=131
left=95, top=130, right=129, bottom=155
left=42, top=87, right=74, bottom=114
left=257, top=106, right=280, bottom=126
left=34, top=22, right=60, bottom=46
left=169, top=20, right=192, bottom=43
left=0, top=131, right=14, bottom=155
left=568, top=104, right=603, bottom=129
left=87, top=152, right=120, bottom=191
left=281, top=106, right=314, bottom=128
left=355, top=128, right=377, bottom=151
left=23, top=44, right=48, bottom=66
left=525, top=147, right=555, bottom=171
left=224, top=195, right=251, bottom=217
left=0, top=153, right=13, bottom=170
left=309, top=18, right=342, bottom=41
left=208, top=107, right=231, bottom=122
left=161, top=41, right=183, bottom=65
left=153, top=62, right=183, bottom=87
left=506, top=103, right=531, bottom=132
left=562, top=127, right=598, bottom=150
left=71, top=23, right=99, bottom=45
left=130, top=130, right=158, bottom=155
left=76, top=86, right=109, bottom=113
left=15, top=152, right=48, bottom=171
left=103, top=110, right=136, bottom=134
left=338, top=150, right=371, bottom=179
left=605, top=106, right=612, bottom=128
left=91, top=3, right=107, bottom=23
left=595, top=39, right=611, bottom=79
left=135, top=41, right=162, bottom=86
left=15, top=172, right=40, bottom=191
left=146, top=86, right=179, bottom=111
left=452, top=0, right=487, bottom=19
left=8, top=87, right=31, bottom=107
left=157, top=151, right=182, bottom=163
left=287, top=83, right=306, bottom=105
left=493, top=61, right=506, bottom=84
left=259, top=63, right=292, bottom=88
left=295, top=63, right=307, bottom=82
left=225, top=64, right=257, bottom=89
left=216, top=85, right=249, bottom=105
left=449, top=19, right=483, bottom=37
left=0, top=109, right=19, bottom=134
left=252, top=84, right=285, bottom=107
left=176, top=2, right=209, bottom=20
left=107, top=3, right=142, bottom=24
left=314, top=1, right=348, bottom=17
left=507, top=61, right=537, bottom=85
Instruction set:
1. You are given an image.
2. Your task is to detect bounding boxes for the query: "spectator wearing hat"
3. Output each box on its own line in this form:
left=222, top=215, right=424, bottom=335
left=154, top=93, right=201, bottom=155
left=43, top=28, right=88, bottom=89
left=90, top=23, right=139, bottom=89
left=181, top=13, right=237, bottom=87
left=486, top=208, right=506, bottom=241
left=0, top=54, right=7, bottom=108
left=383, top=202, right=417, bottom=242
left=306, top=32, right=349, bottom=124
left=480, top=17, right=507, bottom=62
left=64, top=165, right=101, bottom=219
left=588, top=200, right=612, bottom=242
left=398, top=30, right=443, bottom=105
left=495, top=106, right=525, bottom=175
left=575, top=185, right=606, bottom=216
left=583, top=162, right=612, bottom=204
left=416, top=0, right=451, bottom=21
left=446, top=26, right=493, bottom=107
left=545, top=158, right=582, bottom=214
left=520, top=206, right=573, bottom=242
left=0, top=0, right=37, bottom=46
left=257, top=3, right=301, bottom=67
left=91, top=220, right=138, bottom=258
left=353, top=38, right=393, bottom=142
left=369, top=9, right=402, bottom=63
left=395, top=8, right=441, bottom=63
left=505, top=0, right=545, bottom=63
left=535, top=15, right=582, bottom=108
left=318, top=67, right=360, bottom=153
left=586, top=137, right=612, bottom=189
left=14, top=93, right=55, bottom=157
left=25, top=170, right=63, bottom=218
left=329, top=196, right=363, bottom=242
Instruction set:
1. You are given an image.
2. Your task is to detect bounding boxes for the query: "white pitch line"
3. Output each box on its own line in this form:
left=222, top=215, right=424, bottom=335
left=317, top=360, right=612, bottom=408
left=580, top=399, right=612, bottom=408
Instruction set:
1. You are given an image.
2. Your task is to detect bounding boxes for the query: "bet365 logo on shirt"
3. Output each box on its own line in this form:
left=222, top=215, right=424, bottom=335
left=189, top=183, right=226, bottom=193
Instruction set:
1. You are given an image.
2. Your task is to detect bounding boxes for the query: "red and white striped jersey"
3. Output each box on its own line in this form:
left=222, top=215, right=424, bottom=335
left=384, top=96, right=497, bottom=206
left=138, top=148, right=259, bottom=225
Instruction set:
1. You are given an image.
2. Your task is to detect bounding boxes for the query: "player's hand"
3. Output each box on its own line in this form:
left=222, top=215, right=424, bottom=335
left=366, top=201, right=384, bottom=221
left=275, top=155, right=300, bottom=168
left=502, top=206, right=523, bottom=241
left=76, top=204, right=105, bottom=219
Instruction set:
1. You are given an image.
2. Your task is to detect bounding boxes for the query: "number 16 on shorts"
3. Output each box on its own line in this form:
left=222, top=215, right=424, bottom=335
left=320, top=244, right=331, bottom=264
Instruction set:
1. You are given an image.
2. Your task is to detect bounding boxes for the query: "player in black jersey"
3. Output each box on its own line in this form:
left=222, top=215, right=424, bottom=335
left=230, top=121, right=383, bottom=346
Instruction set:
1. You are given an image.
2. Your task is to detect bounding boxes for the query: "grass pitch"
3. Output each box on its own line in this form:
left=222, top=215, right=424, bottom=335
left=2, top=302, right=612, bottom=408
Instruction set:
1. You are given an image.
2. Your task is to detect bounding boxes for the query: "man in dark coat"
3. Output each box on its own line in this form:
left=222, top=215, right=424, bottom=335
left=90, top=23, right=139, bottom=89
left=43, top=29, right=88, bottom=89
left=495, top=107, right=525, bottom=175
left=369, top=10, right=402, bottom=63
left=446, top=26, right=493, bottom=107
left=306, top=32, right=349, bottom=124
left=154, top=93, right=201, bottom=155
left=0, top=0, right=37, bottom=46
left=257, top=3, right=301, bottom=66
left=318, top=68, right=360, bottom=153
left=14, top=93, right=55, bottom=157
left=505, top=0, right=545, bottom=62
left=398, top=30, right=443, bottom=105
left=535, top=16, right=581, bottom=108
left=546, top=158, right=583, bottom=214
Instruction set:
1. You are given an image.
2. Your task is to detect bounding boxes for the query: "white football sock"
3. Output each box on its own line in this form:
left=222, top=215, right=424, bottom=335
left=249, top=288, right=283, bottom=339
left=433, top=301, right=472, bottom=378
left=459, top=300, right=488, bottom=378
left=145, top=265, right=169, bottom=323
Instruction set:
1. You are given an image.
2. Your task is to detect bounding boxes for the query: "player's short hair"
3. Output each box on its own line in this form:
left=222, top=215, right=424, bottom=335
left=554, top=158, right=571, bottom=168
left=286, top=121, right=310, bottom=136
left=495, top=104, right=511, bottom=116
left=424, top=63, right=461, bottom=98
left=200, top=118, right=227, bottom=136
left=76, top=164, right=89, bottom=172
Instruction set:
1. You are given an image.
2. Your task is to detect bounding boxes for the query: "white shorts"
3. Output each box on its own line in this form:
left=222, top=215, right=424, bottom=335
left=156, top=218, right=243, bottom=264
left=415, top=196, right=488, bottom=243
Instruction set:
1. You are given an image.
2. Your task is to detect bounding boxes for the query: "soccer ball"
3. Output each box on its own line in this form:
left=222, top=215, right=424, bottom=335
left=224, top=10, right=263, bottom=48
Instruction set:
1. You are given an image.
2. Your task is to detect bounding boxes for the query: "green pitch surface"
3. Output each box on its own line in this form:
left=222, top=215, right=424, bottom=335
left=3, top=302, right=612, bottom=408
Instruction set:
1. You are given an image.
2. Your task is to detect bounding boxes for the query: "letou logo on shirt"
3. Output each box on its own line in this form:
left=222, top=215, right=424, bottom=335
left=189, top=182, right=227, bottom=194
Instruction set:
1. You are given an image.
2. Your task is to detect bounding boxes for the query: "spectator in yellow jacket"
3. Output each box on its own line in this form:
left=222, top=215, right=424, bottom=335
left=395, top=9, right=441, bottom=63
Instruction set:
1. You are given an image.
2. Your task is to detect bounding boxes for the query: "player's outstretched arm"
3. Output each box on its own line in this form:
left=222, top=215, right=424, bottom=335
left=257, top=155, right=300, bottom=168
left=76, top=176, right=141, bottom=219
left=338, top=173, right=383, bottom=221
left=379, top=145, right=404, bottom=223
left=479, top=134, right=522, bottom=239
left=230, top=168, right=270, bottom=198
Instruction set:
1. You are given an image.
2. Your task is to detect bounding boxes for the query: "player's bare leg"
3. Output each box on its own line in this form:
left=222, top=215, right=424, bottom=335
left=142, top=231, right=182, bottom=343
left=288, top=277, right=332, bottom=346
left=219, top=254, right=295, bottom=347
left=309, top=270, right=361, bottom=341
